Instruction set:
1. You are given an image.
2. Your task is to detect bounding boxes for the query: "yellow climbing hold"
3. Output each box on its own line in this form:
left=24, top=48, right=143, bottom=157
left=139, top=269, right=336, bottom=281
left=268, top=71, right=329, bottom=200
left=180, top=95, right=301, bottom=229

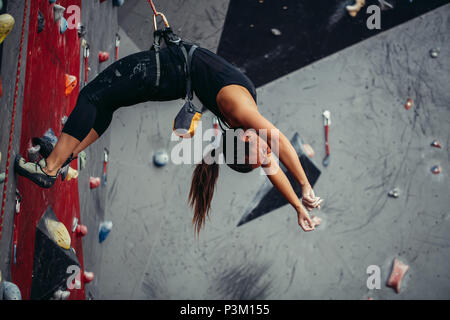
left=0, top=14, right=15, bottom=44
left=66, top=167, right=79, bottom=181
left=45, top=219, right=71, bottom=250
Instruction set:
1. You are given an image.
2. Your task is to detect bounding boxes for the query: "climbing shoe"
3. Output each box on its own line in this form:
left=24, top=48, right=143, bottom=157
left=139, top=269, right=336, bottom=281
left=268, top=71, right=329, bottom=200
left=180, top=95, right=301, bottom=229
left=0, top=14, right=14, bottom=44
left=14, top=155, right=58, bottom=188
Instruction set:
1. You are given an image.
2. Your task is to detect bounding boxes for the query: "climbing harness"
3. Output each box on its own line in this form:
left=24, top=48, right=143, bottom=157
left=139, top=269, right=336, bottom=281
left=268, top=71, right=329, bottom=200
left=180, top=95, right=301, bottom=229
left=147, top=1, right=204, bottom=138
left=0, top=0, right=28, bottom=241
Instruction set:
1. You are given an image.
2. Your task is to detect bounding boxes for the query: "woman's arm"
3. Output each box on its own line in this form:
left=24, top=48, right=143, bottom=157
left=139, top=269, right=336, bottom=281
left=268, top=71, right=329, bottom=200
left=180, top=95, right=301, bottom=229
left=263, top=154, right=315, bottom=231
left=229, top=105, right=322, bottom=210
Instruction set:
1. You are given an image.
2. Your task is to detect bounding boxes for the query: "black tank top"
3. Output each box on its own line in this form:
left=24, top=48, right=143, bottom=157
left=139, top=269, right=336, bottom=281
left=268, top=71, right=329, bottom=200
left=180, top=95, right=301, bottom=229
left=160, top=43, right=257, bottom=125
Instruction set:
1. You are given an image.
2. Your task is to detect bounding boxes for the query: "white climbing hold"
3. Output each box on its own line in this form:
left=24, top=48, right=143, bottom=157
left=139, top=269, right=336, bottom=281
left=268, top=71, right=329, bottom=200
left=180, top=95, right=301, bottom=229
left=53, top=4, right=66, bottom=22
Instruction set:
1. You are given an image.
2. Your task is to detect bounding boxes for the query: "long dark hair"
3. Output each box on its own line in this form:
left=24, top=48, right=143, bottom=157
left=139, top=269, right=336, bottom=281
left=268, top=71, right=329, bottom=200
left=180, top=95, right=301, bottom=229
left=189, top=133, right=253, bottom=235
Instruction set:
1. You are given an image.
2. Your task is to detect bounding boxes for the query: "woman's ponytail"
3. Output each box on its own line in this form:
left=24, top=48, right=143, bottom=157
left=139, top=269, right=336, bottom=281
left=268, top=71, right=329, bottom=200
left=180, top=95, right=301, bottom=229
left=188, top=154, right=219, bottom=236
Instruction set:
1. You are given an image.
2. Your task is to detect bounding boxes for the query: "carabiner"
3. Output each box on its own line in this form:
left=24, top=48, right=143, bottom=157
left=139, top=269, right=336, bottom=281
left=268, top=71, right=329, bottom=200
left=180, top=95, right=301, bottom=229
left=153, top=12, right=170, bottom=31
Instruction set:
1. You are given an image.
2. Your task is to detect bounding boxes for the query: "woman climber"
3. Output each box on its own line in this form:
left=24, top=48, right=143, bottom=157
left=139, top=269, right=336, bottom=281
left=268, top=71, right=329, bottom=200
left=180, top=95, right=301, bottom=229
left=15, top=24, right=323, bottom=234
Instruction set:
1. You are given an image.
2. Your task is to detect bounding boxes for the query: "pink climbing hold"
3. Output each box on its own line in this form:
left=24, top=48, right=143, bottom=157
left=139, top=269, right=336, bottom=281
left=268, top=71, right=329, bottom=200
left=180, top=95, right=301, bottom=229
left=75, top=224, right=88, bottom=237
left=386, top=258, right=409, bottom=293
left=99, top=51, right=109, bottom=63
left=83, top=271, right=95, bottom=283
left=90, top=177, right=101, bottom=189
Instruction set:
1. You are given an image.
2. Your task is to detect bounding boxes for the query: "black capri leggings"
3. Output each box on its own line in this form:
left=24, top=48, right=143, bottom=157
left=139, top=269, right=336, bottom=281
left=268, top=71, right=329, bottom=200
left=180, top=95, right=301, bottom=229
left=62, top=46, right=188, bottom=141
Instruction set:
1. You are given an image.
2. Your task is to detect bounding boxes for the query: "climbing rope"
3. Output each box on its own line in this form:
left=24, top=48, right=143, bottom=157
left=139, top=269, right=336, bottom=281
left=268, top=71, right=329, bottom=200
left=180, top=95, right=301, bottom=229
left=147, top=0, right=169, bottom=31
left=147, top=0, right=158, bottom=16
left=0, top=0, right=29, bottom=241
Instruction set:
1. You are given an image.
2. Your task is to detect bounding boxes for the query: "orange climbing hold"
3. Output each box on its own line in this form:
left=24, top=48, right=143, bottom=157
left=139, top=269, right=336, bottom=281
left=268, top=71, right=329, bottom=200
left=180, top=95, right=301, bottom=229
left=386, top=258, right=409, bottom=293
left=65, top=74, right=77, bottom=96
left=404, top=98, right=413, bottom=110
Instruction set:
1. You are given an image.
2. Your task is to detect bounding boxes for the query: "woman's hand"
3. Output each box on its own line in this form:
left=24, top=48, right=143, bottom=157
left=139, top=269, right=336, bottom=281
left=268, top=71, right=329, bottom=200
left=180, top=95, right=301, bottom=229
left=297, top=204, right=315, bottom=232
left=301, top=183, right=323, bottom=211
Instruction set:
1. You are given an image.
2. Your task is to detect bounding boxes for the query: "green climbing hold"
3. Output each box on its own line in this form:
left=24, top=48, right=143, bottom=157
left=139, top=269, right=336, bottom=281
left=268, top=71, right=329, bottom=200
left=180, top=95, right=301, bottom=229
left=78, top=151, right=87, bottom=170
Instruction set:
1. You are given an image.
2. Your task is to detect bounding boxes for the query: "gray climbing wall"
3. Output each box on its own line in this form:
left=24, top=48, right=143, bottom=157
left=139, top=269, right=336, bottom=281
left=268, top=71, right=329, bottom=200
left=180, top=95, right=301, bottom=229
left=0, top=0, right=30, bottom=282
left=77, top=0, right=118, bottom=300
left=97, top=2, right=450, bottom=299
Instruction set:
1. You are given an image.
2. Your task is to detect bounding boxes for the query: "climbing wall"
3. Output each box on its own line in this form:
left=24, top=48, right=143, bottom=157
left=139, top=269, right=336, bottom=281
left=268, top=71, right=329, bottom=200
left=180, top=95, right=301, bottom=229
left=100, top=0, right=450, bottom=299
left=11, top=0, right=84, bottom=300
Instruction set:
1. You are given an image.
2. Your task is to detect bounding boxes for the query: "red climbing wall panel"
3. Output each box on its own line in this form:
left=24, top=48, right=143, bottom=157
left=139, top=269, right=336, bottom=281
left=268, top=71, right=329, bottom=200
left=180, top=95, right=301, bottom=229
left=11, top=0, right=84, bottom=300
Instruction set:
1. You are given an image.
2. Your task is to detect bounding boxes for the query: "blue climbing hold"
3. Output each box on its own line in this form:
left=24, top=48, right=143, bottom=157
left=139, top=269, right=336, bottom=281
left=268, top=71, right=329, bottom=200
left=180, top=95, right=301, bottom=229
left=60, top=17, right=68, bottom=34
left=49, top=0, right=56, bottom=3
left=153, top=150, right=169, bottom=167
left=3, top=281, right=22, bottom=300
left=113, top=0, right=125, bottom=7
left=43, top=128, right=58, bottom=146
left=99, top=221, right=113, bottom=243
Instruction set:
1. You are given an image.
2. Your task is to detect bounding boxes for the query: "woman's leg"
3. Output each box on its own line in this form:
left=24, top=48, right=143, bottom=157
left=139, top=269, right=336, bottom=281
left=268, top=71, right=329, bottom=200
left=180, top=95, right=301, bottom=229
left=71, top=129, right=100, bottom=158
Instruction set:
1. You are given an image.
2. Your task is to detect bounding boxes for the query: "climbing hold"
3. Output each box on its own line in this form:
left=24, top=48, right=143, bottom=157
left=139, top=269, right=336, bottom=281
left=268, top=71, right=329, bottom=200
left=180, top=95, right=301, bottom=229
left=388, top=188, right=400, bottom=198
left=27, top=144, right=41, bottom=163
left=90, top=177, right=101, bottom=189
left=72, top=217, right=79, bottom=232
left=37, top=10, right=45, bottom=33
left=3, top=281, right=22, bottom=300
left=66, top=167, right=78, bottom=181
left=75, top=224, right=88, bottom=237
left=52, top=289, right=70, bottom=300
left=404, top=98, right=413, bottom=110
left=32, top=136, right=54, bottom=158
left=429, top=48, right=439, bottom=58
left=378, top=0, right=394, bottom=10
left=346, top=0, right=366, bottom=17
left=271, top=28, right=281, bottom=36
left=386, top=258, right=409, bottom=293
left=0, top=14, right=15, bottom=44
left=99, top=51, right=110, bottom=63
left=49, top=0, right=57, bottom=3
left=65, top=74, right=77, bottom=96
left=431, top=165, right=441, bottom=175
left=99, top=221, right=113, bottom=243
left=61, top=115, right=68, bottom=125
left=0, top=172, right=5, bottom=184
left=45, top=218, right=71, bottom=250
left=77, top=22, right=86, bottom=38
left=78, top=151, right=87, bottom=170
left=430, top=140, right=442, bottom=148
left=113, top=0, right=125, bottom=6
left=153, top=150, right=169, bottom=167
left=43, top=128, right=58, bottom=146
left=60, top=17, right=68, bottom=34
left=102, top=148, right=109, bottom=186
left=83, top=271, right=95, bottom=283
left=53, top=4, right=66, bottom=22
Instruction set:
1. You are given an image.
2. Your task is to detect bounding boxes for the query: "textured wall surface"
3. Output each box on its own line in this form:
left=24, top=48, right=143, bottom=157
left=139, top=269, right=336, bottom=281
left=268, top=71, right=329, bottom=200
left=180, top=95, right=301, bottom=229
left=96, top=2, right=450, bottom=299
left=77, top=0, right=118, bottom=300
left=0, top=0, right=29, bottom=282
left=118, top=0, right=229, bottom=52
